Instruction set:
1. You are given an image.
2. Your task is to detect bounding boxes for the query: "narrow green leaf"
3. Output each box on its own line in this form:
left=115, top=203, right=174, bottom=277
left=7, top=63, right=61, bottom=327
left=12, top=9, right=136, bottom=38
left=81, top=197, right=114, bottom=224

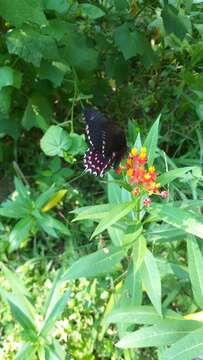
left=187, top=236, right=203, bottom=308
left=0, top=288, right=36, bottom=333
left=140, top=250, right=162, bottom=316
left=14, top=343, right=36, bottom=360
left=117, top=320, right=201, bottom=349
left=107, top=306, right=181, bottom=325
left=144, top=114, right=160, bottom=166
left=72, top=204, right=115, bottom=222
left=42, top=269, right=63, bottom=319
left=118, top=263, right=142, bottom=307
left=91, top=200, right=136, bottom=239
left=133, top=236, right=147, bottom=272
left=1, top=263, right=29, bottom=298
left=160, top=325, right=203, bottom=360
left=40, top=289, right=71, bottom=337
left=9, top=216, right=33, bottom=252
left=62, top=246, right=125, bottom=281
left=150, top=203, right=203, bottom=239
left=157, top=167, right=195, bottom=186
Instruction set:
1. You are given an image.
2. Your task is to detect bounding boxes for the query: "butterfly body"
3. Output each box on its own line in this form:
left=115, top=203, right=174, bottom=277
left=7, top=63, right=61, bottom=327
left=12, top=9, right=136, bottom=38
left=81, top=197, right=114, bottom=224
left=83, top=108, right=126, bottom=176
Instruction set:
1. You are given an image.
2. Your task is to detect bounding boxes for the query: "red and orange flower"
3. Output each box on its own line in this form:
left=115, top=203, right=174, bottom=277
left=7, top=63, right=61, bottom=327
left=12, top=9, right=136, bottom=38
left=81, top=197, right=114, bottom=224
left=116, top=146, right=168, bottom=206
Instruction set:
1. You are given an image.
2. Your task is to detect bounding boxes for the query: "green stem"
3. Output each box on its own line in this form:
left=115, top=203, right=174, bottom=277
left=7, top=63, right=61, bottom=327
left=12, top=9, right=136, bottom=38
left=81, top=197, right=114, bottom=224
left=136, top=197, right=141, bottom=223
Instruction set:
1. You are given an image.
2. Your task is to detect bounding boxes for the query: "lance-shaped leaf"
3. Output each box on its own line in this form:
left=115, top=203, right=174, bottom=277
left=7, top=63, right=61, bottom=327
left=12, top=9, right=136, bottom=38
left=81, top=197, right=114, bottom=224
left=187, top=236, right=203, bottom=308
left=144, top=114, right=160, bottom=166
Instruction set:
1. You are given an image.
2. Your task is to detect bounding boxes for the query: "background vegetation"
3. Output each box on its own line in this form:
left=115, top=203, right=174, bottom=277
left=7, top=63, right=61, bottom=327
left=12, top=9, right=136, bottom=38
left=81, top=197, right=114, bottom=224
left=0, top=0, right=203, bottom=359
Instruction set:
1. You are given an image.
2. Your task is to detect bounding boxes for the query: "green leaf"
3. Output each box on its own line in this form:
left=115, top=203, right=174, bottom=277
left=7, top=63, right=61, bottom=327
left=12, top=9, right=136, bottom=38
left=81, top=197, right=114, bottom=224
left=116, top=320, right=201, bottom=349
left=0, top=0, right=47, bottom=27
left=6, top=26, right=59, bottom=67
left=22, top=94, right=53, bottom=131
left=15, top=343, right=36, bottom=360
left=150, top=203, right=203, bottom=240
left=115, top=23, right=143, bottom=60
left=140, top=250, right=162, bottom=316
left=9, top=216, right=33, bottom=252
left=133, top=236, right=147, bottom=272
left=187, top=236, right=203, bottom=308
left=61, top=32, right=98, bottom=72
left=108, top=226, right=124, bottom=247
left=38, top=60, right=70, bottom=87
left=118, top=263, right=142, bottom=307
left=1, top=263, right=29, bottom=298
left=91, top=200, right=136, bottom=239
left=40, top=289, right=71, bottom=337
left=40, top=126, right=72, bottom=157
left=107, top=306, right=180, bottom=325
left=160, top=325, right=203, bottom=360
left=42, top=270, right=63, bottom=319
left=144, top=115, right=160, bottom=166
left=146, top=224, right=186, bottom=243
left=72, top=204, right=115, bottom=222
left=35, top=185, right=56, bottom=209
left=115, top=23, right=155, bottom=66
left=162, top=4, right=188, bottom=40
left=67, top=133, right=86, bottom=156
left=0, top=66, right=22, bottom=90
left=36, top=213, right=70, bottom=237
left=0, top=288, right=36, bottom=333
left=43, top=0, right=69, bottom=13
left=80, top=3, right=105, bottom=19
left=157, top=167, right=195, bottom=186
left=62, top=246, right=125, bottom=281
left=108, top=174, right=122, bottom=204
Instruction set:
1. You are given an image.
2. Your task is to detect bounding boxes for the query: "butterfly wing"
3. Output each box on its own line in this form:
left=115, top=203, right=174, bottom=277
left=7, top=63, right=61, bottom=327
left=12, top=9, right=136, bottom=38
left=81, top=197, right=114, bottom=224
left=83, top=107, right=126, bottom=176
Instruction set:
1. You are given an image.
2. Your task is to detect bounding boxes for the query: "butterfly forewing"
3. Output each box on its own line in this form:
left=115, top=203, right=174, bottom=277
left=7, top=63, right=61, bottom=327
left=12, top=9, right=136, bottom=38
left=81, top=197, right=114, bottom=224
left=83, top=107, right=126, bottom=176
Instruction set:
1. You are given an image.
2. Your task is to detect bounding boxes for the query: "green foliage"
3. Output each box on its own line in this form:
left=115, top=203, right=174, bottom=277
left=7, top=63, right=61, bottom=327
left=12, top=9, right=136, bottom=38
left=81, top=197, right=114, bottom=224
left=0, top=0, right=203, bottom=359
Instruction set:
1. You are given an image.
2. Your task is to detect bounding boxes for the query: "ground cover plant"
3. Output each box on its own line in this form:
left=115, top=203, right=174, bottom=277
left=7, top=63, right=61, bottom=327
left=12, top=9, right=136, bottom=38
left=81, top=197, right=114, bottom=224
left=0, top=0, right=203, bottom=359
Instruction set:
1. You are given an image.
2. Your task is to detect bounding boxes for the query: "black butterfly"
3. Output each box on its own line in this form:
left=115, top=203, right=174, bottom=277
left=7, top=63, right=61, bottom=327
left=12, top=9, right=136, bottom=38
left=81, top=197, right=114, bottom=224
left=83, top=107, right=127, bottom=176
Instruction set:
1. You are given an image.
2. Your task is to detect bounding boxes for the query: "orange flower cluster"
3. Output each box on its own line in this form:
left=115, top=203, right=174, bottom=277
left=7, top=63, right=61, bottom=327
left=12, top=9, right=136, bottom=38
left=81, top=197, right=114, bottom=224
left=116, top=147, right=168, bottom=204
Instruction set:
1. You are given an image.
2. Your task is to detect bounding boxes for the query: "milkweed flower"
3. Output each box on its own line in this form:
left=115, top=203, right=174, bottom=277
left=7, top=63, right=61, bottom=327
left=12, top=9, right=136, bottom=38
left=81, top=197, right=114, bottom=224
left=118, top=146, right=168, bottom=205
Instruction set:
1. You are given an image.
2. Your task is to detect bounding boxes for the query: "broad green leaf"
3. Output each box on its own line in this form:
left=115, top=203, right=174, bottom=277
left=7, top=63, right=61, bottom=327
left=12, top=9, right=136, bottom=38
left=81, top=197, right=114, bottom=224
left=61, top=32, right=98, bottom=72
left=91, top=200, right=136, bottom=239
left=187, top=236, right=203, bottom=308
left=9, top=216, right=33, bottom=252
left=162, top=4, right=188, bottom=40
left=150, top=203, right=203, bottom=239
left=107, top=306, right=181, bottom=325
left=140, top=250, right=162, bottom=316
left=133, top=236, right=147, bottom=272
left=72, top=204, right=115, bottom=222
left=116, top=320, right=201, bottom=349
left=115, top=23, right=155, bottom=66
left=40, top=289, right=71, bottom=336
left=0, top=288, right=36, bottom=333
left=62, top=246, right=125, bottom=281
left=67, top=133, right=86, bottom=156
left=157, top=167, right=195, bottom=186
left=15, top=343, right=36, bottom=360
left=144, top=115, right=160, bottom=166
left=43, top=0, right=69, bottom=13
left=6, top=26, right=59, bottom=67
left=22, top=94, right=52, bottom=131
left=0, top=66, right=22, bottom=90
left=160, top=325, right=203, bottom=360
left=80, top=3, right=105, bottom=19
left=115, top=23, right=143, bottom=60
left=0, top=0, right=47, bottom=27
left=40, top=126, right=71, bottom=157
left=39, top=60, right=70, bottom=87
